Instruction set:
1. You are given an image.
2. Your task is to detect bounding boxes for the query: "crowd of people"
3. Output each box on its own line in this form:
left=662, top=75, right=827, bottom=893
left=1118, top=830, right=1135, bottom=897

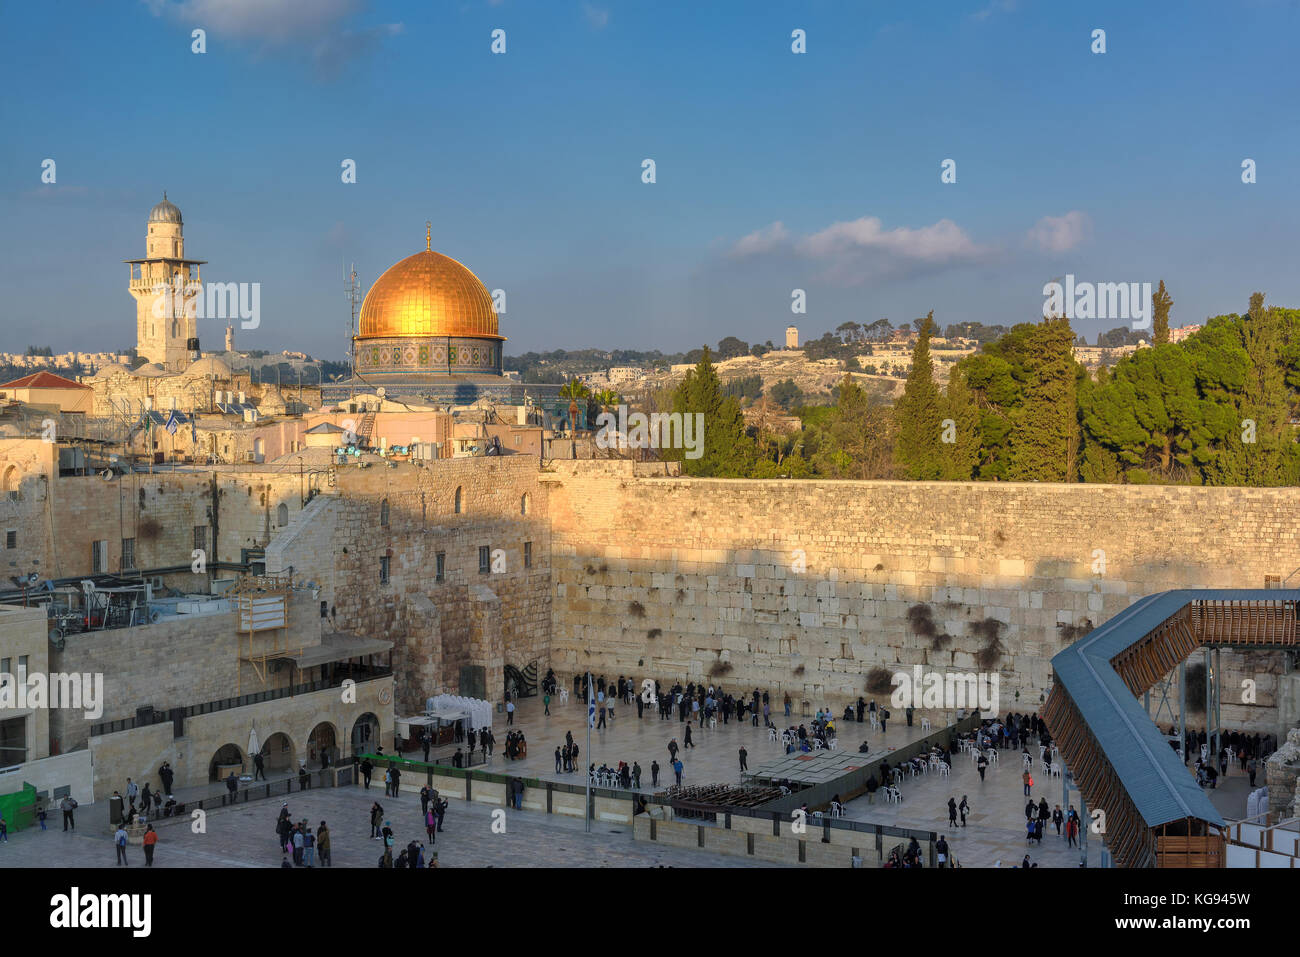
left=1169, top=726, right=1274, bottom=789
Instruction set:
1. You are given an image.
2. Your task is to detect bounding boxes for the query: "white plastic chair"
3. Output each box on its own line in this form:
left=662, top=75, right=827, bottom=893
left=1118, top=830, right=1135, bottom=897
left=891, top=768, right=904, bottom=785
left=812, top=739, right=823, bottom=751
left=779, top=785, right=791, bottom=796
left=921, top=718, right=931, bottom=731
left=938, top=762, right=950, bottom=777
left=827, top=738, right=838, bottom=751
left=1050, top=764, right=1062, bottom=778
left=560, top=689, right=570, bottom=705
left=830, top=801, right=844, bottom=818
left=768, top=727, right=778, bottom=742
left=987, top=749, right=999, bottom=764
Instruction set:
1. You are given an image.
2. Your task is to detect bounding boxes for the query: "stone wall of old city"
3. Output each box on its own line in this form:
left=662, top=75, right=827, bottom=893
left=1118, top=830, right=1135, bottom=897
left=49, top=591, right=322, bottom=754
left=265, top=456, right=551, bottom=714
left=87, top=675, right=392, bottom=796
left=0, top=439, right=323, bottom=583
left=546, top=461, right=1300, bottom=733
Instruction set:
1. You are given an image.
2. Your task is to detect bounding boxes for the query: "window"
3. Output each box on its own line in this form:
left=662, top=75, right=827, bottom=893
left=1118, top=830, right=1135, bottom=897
left=91, top=540, right=107, bottom=574
left=435, top=551, right=445, bottom=583
left=520, top=493, right=530, bottom=516
left=193, top=526, right=206, bottom=552
left=4, top=530, right=14, bottom=550
left=320, top=600, right=328, bottom=619
left=454, top=486, right=463, bottom=514
left=121, top=538, right=136, bottom=571
left=17, top=656, right=27, bottom=678
left=380, top=556, right=390, bottom=585
left=479, top=546, right=490, bottom=574
left=276, top=503, right=289, bottom=526
left=524, top=541, right=532, bottom=569
left=380, top=499, right=390, bottom=527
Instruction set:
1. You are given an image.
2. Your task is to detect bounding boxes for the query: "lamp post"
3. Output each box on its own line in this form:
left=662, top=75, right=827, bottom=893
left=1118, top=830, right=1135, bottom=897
left=585, top=670, right=594, bottom=833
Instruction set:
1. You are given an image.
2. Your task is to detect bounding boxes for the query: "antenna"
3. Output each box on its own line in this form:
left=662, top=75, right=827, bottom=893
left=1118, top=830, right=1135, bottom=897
left=344, top=262, right=360, bottom=400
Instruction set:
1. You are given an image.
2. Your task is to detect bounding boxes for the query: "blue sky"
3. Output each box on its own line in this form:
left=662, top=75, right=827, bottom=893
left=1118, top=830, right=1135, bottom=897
left=1, top=0, right=1298, bottom=359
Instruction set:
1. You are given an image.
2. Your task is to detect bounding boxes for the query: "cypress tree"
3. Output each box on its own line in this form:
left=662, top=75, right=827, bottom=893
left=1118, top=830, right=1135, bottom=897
left=669, top=346, right=754, bottom=477
left=1152, top=280, right=1173, bottom=345
left=1008, top=318, right=1078, bottom=482
left=940, top=363, right=982, bottom=480
left=894, top=312, right=944, bottom=479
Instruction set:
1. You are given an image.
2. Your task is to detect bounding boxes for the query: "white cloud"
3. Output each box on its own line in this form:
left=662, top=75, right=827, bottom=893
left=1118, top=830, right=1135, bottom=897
left=143, top=0, right=401, bottom=77
left=1027, top=210, right=1092, bottom=253
left=583, top=4, right=610, bottom=29
left=728, top=222, right=789, bottom=258
left=971, top=0, right=1017, bottom=22
left=144, top=0, right=362, bottom=42
left=798, top=216, right=983, bottom=263
left=727, top=215, right=989, bottom=285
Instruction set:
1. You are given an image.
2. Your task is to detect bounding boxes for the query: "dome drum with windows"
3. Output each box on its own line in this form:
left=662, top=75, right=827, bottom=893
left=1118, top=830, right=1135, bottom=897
left=354, top=227, right=505, bottom=377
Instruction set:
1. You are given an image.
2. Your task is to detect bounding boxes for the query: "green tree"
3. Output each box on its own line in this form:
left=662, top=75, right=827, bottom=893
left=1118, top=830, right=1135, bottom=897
left=893, top=311, right=944, bottom=479
left=1152, top=280, right=1173, bottom=345
left=667, top=347, right=754, bottom=476
left=1008, top=318, right=1078, bottom=482
left=716, top=336, right=750, bottom=359
left=770, top=378, right=802, bottom=410
left=807, top=376, right=893, bottom=479
left=1078, top=345, right=1212, bottom=483
left=940, top=364, right=981, bottom=480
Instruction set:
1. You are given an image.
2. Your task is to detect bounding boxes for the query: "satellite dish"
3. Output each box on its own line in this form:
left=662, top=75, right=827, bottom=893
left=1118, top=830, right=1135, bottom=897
left=100, top=469, right=114, bottom=481
left=376, top=386, right=387, bottom=398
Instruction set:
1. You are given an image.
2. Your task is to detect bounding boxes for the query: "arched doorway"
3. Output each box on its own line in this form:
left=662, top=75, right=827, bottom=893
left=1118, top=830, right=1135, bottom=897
left=308, top=721, right=338, bottom=768
left=209, top=742, right=245, bottom=782
left=351, top=712, right=380, bottom=756
left=262, top=732, right=296, bottom=773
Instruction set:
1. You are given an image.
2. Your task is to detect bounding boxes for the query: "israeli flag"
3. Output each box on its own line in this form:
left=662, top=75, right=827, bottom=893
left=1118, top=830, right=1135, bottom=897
left=164, top=410, right=180, bottom=435
left=588, top=685, right=596, bottom=729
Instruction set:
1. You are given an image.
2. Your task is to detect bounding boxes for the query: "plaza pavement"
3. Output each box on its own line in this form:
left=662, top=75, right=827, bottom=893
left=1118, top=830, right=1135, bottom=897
left=1, top=693, right=1256, bottom=868
left=0, top=782, right=780, bottom=869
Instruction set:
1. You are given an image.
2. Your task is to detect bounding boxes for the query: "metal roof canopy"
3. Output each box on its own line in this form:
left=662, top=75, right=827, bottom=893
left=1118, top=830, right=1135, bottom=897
left=273, top=632, right=392, bottom=669
left=1049, top=588, right=1300, bottom=831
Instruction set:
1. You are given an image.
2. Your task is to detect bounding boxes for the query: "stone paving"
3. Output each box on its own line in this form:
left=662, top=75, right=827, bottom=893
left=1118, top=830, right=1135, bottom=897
left=0, top=785, right=779, bottom=868
left=2, top=694, right=1257, bottom=868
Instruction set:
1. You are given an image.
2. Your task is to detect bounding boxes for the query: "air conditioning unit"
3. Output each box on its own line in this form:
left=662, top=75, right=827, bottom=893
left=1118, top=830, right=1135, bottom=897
left=244, top=451, right=256, bottom=463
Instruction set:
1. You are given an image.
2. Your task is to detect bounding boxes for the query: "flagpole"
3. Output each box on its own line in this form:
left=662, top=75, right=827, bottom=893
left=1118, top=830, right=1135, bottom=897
left=585, top=669, right=593, bottom=833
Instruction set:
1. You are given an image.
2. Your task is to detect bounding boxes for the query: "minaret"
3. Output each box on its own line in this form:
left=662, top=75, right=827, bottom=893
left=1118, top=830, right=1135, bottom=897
left=125, top=192, right=207, bottom=369
left=225, top=324, right=235, bottom=352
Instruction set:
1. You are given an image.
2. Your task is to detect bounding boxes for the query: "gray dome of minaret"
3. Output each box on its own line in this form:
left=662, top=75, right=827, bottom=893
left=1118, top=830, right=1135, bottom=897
left=148, top=191, right=183, bottom=224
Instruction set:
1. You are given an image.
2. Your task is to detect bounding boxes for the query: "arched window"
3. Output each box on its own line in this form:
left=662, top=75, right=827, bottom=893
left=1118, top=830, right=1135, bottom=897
left=171, top=319, right=179, bottom=338
left=380, top=499, right=390, bottom=527
left=520, top=493, right=530, bottom=516
left=454, top=486, right=463, bottom=514
left=276, top=503, right=289, bottom=526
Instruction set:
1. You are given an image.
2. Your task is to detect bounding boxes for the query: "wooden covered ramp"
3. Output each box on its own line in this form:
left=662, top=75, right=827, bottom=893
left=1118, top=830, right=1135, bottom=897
left=1044, top=590, right=1300, bottom=868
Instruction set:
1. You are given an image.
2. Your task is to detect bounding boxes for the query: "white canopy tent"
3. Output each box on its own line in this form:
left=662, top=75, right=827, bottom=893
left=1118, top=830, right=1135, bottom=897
left=426, top=694, right=493, bottom=731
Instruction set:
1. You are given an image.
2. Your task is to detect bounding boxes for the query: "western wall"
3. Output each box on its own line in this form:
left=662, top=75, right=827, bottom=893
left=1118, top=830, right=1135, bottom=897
left=545, top=461, right=1300, bottom=734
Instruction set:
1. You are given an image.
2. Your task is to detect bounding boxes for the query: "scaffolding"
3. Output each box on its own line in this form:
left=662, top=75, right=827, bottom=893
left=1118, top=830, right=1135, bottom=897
left=230, top=572, right=298, bottom=694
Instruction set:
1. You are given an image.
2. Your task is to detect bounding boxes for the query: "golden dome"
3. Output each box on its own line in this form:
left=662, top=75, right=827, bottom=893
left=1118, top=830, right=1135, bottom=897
left=358, top=248, right=503, bottom=341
